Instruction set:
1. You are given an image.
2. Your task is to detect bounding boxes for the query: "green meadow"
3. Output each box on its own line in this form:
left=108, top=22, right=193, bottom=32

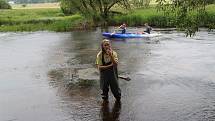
left=0, top=8, right=84, bottom=32
left=0, top=4, right=214, bottom=32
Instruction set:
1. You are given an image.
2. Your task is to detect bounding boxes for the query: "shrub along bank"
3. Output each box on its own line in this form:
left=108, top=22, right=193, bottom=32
left=0, top=4, right=214, bottom=32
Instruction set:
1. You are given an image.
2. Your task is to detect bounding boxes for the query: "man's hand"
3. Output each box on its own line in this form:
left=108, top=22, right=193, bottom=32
left=106, top=49, right=113, bottom=56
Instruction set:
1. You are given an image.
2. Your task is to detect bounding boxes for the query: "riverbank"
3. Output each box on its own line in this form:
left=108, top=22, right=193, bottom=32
left=0, top=8, right=90, bottom=32
left=110, top=4, right=215, bottom=29
left=0, top=4, right=214, bottom=32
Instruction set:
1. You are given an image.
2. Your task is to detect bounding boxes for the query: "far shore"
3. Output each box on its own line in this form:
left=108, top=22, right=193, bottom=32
left=0, top=3, right=214, bottom=32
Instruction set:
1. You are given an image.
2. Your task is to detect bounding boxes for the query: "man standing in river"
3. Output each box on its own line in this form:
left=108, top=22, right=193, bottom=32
left=96, top=39, right=121, bottom=102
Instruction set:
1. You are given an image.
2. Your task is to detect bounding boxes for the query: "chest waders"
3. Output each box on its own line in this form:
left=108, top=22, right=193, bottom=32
left=100, top=52, right=121, bottom=100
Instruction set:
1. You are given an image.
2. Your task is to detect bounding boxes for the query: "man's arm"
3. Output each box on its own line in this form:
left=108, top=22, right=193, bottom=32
left=97, top=63, right=113, bottom=71
left=107, top=50, right=118, bottom=66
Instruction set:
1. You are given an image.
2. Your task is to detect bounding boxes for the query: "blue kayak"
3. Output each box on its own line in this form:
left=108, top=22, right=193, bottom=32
left=102, top=32, right=152, bottom=38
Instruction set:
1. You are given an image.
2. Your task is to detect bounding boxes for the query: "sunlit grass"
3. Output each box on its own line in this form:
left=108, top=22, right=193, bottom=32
left=0, top=8, right=63, bottom=25
left=0, top=8, right=84, bottom=32
left=11, top=2, right=60, bottom=9
left=110, top=4, right=215, bottom=28
left=0, top=3, right=214, bottom=31
left=110, top=7, right=173, bottom=27
left=206, top=4, right=215, bottom=13
left=0, top=15, right=84, bottom=32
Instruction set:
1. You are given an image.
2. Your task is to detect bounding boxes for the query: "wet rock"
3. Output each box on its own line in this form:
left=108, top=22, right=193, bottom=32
left=66, top=68, right=99, bottom=87
left=76, top=68, right=131, bottom=82
left=77, top=68, right=99, bottom=81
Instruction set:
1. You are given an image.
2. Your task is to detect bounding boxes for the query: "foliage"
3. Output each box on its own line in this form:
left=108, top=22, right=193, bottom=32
left=22, top=4, right=26, bottom=7
left=109, top=4, right=215, bottom=30
left=14, top=0, right=58, bottom=4
left=156, top=0, right=209, bottom=36
left=132, top=0, right=151, bottom=8
left=0, top=0, right=11, bottom=9
left=206, top=0, right=215, bottom=4
left=60, top=0, right=131, bottom=25
left=110, top=7, right=175, bottom=27
left=60, top=0, right=77, bottom=15
left=0, top=4, right=214, bottom=32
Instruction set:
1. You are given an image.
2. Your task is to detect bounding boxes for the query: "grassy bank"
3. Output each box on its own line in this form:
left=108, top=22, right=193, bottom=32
left=110, top=7, right=170, bottom=27
left=0, top=4, right=214, bottom=32
left=110, top=4, right=215, bottom=28
left=0, top=8, right=86, bottom=32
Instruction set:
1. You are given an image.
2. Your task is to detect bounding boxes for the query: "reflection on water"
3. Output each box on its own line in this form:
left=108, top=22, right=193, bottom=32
left=1, top=29, right=215, bottom=121
left=101, top=101, right=121, bottom=121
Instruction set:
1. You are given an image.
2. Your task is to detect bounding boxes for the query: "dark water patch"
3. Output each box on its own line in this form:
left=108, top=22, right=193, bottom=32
left=48, top=68, right=98, bottom=89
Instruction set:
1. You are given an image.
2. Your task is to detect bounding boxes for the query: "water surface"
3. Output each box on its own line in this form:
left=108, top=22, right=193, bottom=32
left=0, top=28, right=215, bottom=121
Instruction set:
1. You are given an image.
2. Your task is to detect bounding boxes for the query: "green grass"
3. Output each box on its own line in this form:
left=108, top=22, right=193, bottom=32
left=110, top=4, right=215, bottom=28
left=0, top=4, right=214, bottom=32
left=206, top=4, right=215, bottom=13
left=205, top=4, right=215, bottom=29
left=0, top=8, right=85, bottom=32
left=0, top=15, right=84, bottom=31
left=110, top=7, right=173, bottom=27
left=0, top=8, right=62, bottom=25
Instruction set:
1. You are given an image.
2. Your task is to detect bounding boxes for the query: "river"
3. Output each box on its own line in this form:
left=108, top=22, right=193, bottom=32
left=0, top=28, right=215, bottom=121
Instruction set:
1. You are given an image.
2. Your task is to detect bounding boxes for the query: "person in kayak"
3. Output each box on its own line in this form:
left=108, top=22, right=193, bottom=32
left=96, top=39, right=121, bottom=102
left=118, top=23, right=126, bottom=34
left=143, top=23, right=152, bottom=34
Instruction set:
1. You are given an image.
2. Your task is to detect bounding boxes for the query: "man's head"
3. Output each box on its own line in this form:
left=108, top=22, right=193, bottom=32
left=145, top=23, right=149, bottom=26
left=101, top=39, right=111, bottom=52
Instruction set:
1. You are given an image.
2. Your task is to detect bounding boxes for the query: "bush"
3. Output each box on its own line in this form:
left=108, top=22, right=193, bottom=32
left=206, top=0, right=215, bottom=4
left=0, top=0, right=11, bottom=9
left=22, top=4, right=26, bottom=7
left=60, top=1, right=77, bottom=15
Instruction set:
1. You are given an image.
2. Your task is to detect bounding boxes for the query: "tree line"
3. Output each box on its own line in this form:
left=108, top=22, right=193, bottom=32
left=60, top=0, right=215, bottom=36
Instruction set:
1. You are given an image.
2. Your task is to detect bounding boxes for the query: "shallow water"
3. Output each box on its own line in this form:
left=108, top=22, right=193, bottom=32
left=0, top=28, right=215, bottom=121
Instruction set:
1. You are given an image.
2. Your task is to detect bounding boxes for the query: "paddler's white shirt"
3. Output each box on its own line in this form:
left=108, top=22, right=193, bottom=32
left=95, top=51, right=118, bottom=65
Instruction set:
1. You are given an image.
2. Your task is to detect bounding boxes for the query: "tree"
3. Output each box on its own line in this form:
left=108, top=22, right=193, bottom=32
left=206, top=0, right=215, bottom=4
left=60, top=0, right=130, bottom=25
left=132, top=0, right=151, bottom=8
left=156, top=0, right=209, bottom=36
left=0, top=0, right=11, bottom=9
left=60, top=0, right=77, bottom=15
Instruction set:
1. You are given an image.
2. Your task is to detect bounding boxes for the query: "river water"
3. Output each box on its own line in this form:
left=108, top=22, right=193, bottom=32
left=0, top=28, right=215, bottom=121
